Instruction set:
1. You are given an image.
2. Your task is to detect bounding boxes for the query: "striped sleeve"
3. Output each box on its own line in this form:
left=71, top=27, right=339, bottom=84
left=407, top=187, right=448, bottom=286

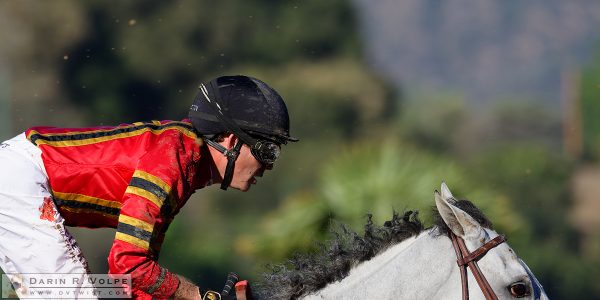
left=108, top=130, right=195, bottom=299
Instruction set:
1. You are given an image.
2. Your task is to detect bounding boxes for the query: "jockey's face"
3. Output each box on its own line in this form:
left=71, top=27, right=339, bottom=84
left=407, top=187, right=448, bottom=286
left=229, top=143, right=269, bottom=191
left=208, top=134, right=271, bottom=191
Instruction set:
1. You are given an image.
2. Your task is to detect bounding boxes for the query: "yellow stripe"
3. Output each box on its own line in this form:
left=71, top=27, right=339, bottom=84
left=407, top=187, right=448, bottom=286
left=28, top=125, right=146, bottom=145
left=34, top=126, right=197, bottom=147
left=59, top=207, right=119, bottom=220
left=33, top=124, right=140, bottom=137
left=115, top=232, right=150, bottom=250
left=28, top=122, right=198, bottom=147
left=125, top=186, right=164, bottom=207
left=33, top=128, right=145, bottom=147
left=132, top=170, right=172, bottom=194
left=135, top=170, right=176, bottom=215
left=26, top=130, right=39, bottom=140
left=29, top=121, right=188, bottom=137
left=52, top=192, right=122, bottom=209
left=119, top=214, right=154, bottom=232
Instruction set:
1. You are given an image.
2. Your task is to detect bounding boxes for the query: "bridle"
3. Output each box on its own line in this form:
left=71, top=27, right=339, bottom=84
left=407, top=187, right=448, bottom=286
left=449, top=232, right=507, bottom=300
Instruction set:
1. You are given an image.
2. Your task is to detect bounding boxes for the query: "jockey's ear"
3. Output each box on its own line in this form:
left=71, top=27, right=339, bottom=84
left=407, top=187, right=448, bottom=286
left=220, top=133, right=238, bottom=148
left=434, top=189, right=482, bottom=239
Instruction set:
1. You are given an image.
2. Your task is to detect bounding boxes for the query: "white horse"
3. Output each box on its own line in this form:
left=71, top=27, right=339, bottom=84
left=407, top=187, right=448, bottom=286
left=257, top=183, right=548, bottom=300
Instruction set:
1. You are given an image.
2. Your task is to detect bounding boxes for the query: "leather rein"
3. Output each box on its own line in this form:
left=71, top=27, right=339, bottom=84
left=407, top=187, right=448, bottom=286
left=449, top=232, right=507, bottom=300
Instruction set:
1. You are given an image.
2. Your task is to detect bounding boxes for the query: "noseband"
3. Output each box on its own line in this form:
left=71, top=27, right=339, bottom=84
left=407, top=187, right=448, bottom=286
left=449, top=232, right=507, bottom=300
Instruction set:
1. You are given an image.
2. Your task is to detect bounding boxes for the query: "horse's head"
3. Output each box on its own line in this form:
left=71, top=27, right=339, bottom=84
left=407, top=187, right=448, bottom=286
left=435, top=182, right=548, bottom=300
left=255, top=182, right=549, bottom=300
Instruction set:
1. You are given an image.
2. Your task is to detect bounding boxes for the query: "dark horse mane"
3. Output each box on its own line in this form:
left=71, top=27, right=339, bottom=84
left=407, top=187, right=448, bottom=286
left=254, top=199, right=492, bottom=300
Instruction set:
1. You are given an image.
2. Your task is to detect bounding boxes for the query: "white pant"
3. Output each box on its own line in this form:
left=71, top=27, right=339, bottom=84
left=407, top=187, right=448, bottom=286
left=0, top=134, right=96, bottom=299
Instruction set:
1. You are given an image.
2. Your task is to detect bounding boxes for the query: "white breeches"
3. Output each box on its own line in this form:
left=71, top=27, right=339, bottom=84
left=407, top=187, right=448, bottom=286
left=0, top=133, right=96, bottom=299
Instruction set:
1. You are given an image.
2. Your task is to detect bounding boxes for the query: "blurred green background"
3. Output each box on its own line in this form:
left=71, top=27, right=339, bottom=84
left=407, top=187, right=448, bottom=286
left=1, top=1, right=600, bottom=299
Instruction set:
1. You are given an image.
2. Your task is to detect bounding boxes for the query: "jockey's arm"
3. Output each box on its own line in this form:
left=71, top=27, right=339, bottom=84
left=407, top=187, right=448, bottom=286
left=108, top=132, right=203, bottom=299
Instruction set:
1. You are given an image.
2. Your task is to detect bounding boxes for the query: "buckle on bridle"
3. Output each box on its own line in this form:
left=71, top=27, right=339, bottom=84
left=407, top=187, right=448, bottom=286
left=201, top=272, right=249, bottom=300
left=223, top=148, right=240, bottom=161
left=202, top=290, right=222, bottom=300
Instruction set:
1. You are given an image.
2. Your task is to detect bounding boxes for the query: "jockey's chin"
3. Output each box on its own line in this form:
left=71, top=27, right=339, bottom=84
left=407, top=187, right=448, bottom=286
left=226, top=147, right=265, bottom=192
left=228, top=177, right=257, bottom=192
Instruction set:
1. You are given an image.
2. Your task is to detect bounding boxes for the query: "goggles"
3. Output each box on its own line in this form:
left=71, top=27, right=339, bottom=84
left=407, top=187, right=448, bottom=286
left=250, top=140, right=281, bottom=166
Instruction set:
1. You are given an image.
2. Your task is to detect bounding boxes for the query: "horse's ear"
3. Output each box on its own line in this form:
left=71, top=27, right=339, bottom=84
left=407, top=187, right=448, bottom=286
left=441, top=181, right=455, bottom=202
left=434, top=190, right=482, bottom=239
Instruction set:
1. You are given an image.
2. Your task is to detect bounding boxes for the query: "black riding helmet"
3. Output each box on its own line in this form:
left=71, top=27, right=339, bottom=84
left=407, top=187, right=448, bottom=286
left=188, top=75, right=298, bottom=190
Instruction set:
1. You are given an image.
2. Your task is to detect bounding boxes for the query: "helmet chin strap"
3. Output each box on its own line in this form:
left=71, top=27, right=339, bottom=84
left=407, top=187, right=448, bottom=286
left=205, top=138, right=244, bottom=190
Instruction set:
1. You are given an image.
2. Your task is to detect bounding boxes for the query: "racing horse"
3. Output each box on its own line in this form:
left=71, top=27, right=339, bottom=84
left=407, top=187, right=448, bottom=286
left=256, top=183, right=548, bottom=299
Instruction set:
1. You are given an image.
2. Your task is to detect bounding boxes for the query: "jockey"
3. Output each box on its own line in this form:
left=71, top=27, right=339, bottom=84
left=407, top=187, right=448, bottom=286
left=0, top=75, right=298, bottom=299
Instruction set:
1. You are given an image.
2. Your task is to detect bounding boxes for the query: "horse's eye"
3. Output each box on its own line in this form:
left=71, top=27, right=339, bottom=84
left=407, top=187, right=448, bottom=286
left=508, top=282, right=530, bottom=298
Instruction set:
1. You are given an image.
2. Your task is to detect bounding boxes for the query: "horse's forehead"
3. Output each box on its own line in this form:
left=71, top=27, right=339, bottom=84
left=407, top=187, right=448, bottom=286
left=483, top=228, right=498, bottom=239
left=479, top=230, right=546, bottom=300
left=483, top=229, right=507, bottom=249
left=477, top=228, right=521, bottom=270
left=481, top=229, right=535, bottom=282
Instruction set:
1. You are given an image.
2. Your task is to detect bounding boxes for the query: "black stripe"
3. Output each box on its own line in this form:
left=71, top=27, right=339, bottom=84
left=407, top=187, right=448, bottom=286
left=147, top=267, right=167, bottom=294
left=54, top=198, right=120, bottom=216
left=29, top=122, right=195, bottom=145
left=129, top=177, right=169, bottom=202
left=117, top=222, right=153, bottom=242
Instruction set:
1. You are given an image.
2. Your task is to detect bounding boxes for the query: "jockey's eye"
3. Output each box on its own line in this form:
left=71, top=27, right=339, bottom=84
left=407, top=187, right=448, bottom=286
left=508, top=282, right=530, bottom=298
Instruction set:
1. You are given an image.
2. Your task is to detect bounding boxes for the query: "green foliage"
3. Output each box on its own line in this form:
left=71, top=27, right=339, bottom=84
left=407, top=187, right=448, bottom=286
left=243, top=139, right=520, bottom=261
left=581, top=47, right=600, bottom=160
left=469, top=145, right=573, bottom=235
left=466, top=145, right=600, bottom=299
left=61, top=0, right=360, bottom=123
left=398, top=93, right=468, bottom=154
left=397, top=95, right=562, bottom=158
